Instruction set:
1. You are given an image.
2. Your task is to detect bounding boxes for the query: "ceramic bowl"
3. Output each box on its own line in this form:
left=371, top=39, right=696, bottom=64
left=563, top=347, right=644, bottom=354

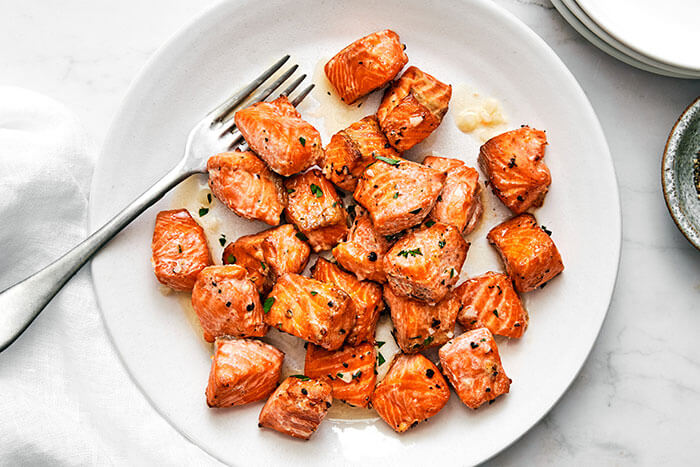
left=662, top=97, right=700, bottom=249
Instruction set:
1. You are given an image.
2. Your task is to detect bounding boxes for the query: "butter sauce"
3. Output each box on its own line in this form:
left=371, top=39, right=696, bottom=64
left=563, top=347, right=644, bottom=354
left=452, top=84, right=507, bottom=142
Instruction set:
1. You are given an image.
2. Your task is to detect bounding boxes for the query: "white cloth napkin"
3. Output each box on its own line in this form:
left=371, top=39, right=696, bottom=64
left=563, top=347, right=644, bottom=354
left=0, top=87, right=216, bottom=466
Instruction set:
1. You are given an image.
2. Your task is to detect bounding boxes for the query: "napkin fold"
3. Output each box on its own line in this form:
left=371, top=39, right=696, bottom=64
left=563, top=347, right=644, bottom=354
left=0, top=87, right=214, bottom=466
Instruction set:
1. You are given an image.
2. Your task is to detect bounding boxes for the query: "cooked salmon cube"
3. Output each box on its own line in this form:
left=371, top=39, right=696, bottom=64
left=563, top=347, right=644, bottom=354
left=383, top=222, right=468, bottom=304
left=371, top=353, right=450, bottom=433
left=478, top=126, right=551, bottom=214
left=487, top=214, right=564, bottom=292
left=324, top=29, right=408, bottom=104
left=423, top=155, right=483, bottom=234
left=259, top=224, right=311, bottom=278
left=354, top=158, right=445, bottom=236
left=384, top=287, right=459, bottom=353
left=322, top=115, right=401, bottom=192
left=304, top=223, right=349, bottom=255
left=207, top=151, right=287, bottom=226
left=151, top=209, right=212, bottom=291
left=438, top=328, right=511, bottom=409
left=285, top=169, right=349, bottom=252
left=332, top=212, right=390, bottom=283
left=377, top=66, right=452, bottom=151
left=311, top=258, right=383, bottom=345
left=258, top=375, right=333, bottom=440
left=222, top=225, right=311, bottom=292
left=454, top=271, right=528, bottom=338
left=222, top=230, right=273, bottom=294
left=206, top=337, right=284, bottom=408
left=234, top=95, right=323, bottom=176
left=304, top=342, right=376, bottom=408
left=192, top=265, right=268, bottom=342
left=264, top=273, right=355, bottom=351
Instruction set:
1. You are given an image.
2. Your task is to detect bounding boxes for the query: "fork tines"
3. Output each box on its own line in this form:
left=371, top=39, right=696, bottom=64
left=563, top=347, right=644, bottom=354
left=209, top=56, right=315, bottom=151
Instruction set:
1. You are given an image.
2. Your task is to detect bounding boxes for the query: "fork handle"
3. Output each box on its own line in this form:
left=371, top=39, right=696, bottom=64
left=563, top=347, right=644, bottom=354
left=0, top=163, right=197, bottom=352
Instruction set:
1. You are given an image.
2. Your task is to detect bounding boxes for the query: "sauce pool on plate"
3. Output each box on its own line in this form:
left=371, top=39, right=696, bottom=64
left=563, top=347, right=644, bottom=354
left=452, top=84, right=507, bottom=142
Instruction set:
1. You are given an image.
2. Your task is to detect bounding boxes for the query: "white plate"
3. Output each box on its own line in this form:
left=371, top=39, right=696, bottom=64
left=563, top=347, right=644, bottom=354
left=558, top=0, right=700, bottom=79
left=88, top=0, right=621, bottom=465
left=552, top=0, right=699, bottom=79
left=576, top=0, right=700, bottom=72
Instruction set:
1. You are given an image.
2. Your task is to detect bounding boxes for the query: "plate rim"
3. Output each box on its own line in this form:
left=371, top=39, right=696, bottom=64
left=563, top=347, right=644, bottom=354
left=552, top=0, right=699, bottom=79
left=559, top=0, right=700, bottom=78
left=88, top=0, right=623, bottom=464
left=574, top=0, right=700, bottom=73
left=662, top=96, right=700, bottom=251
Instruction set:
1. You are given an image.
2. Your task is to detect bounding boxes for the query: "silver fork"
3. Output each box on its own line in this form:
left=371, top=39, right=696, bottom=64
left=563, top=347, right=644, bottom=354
left=0, top=56, right=314, bottom=352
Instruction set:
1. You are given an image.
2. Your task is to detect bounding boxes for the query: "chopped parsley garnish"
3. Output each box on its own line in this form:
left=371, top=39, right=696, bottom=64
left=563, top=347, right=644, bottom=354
left=260, top=261, right=267, bottom=270
left=299, top=136, right=306, bottom=146
left=290, top=374, right=310, bottom=381
left=423, top=336, right=434, bottom=346
left=397, top=248, right=422, bottom=258
left=207, top=193, right=212, bottom=203
left=425, top=220, right=436, bottom=227
left=449, top=268, right=455, bottom=278
left=226, top=254, right=236, bottom=264
left=541, top=225, right=552, bottom=236
left=393, top=192, right=399, bottom=199
left=352, top=370, right=362, bottom=380
left=295, top=232, right=308, bottom=241
left=198, top=207, right=209, bottom=217
left=376, top=341, right=385, bottom=348
left=410, top=208, right=422, bottom=215
left=493, top=309, right=499, bottom=317
left=177, top=245, right=182, bottom=254
left=287, top=188, right=296, bottom=194
left=263, top=297, right=275, bottom=314
left=310, top=183, right=323, bottom=198
left=377, top=352, right=386, bottom=366
left=311, top=291, right=318, bottom=296
left=438, top=239, right=446, bottom=248
left=375, top=155, right=400, bottom=165
left=219, top=234, right=226, bottom=247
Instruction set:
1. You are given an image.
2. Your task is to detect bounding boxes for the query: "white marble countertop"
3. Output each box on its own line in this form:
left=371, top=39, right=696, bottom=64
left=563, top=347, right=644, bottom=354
left=2, top=0, right=699, bottom=464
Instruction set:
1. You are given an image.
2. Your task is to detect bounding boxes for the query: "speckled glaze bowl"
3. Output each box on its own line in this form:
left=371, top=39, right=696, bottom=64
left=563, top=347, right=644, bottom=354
left=662, top=97, right=700, bottom=250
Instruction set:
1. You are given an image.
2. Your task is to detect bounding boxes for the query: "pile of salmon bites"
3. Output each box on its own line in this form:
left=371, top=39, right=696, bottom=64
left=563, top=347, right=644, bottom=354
left=150, top=29, right=564, bottom=440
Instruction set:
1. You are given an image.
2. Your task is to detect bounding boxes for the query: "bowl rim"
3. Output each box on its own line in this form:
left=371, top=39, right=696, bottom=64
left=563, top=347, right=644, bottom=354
left=661, top=95, right=700, bottom=250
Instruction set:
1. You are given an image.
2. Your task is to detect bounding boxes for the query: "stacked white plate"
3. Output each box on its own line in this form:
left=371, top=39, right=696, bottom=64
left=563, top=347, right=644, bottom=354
left=553, top=0, right=700, bottom=79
